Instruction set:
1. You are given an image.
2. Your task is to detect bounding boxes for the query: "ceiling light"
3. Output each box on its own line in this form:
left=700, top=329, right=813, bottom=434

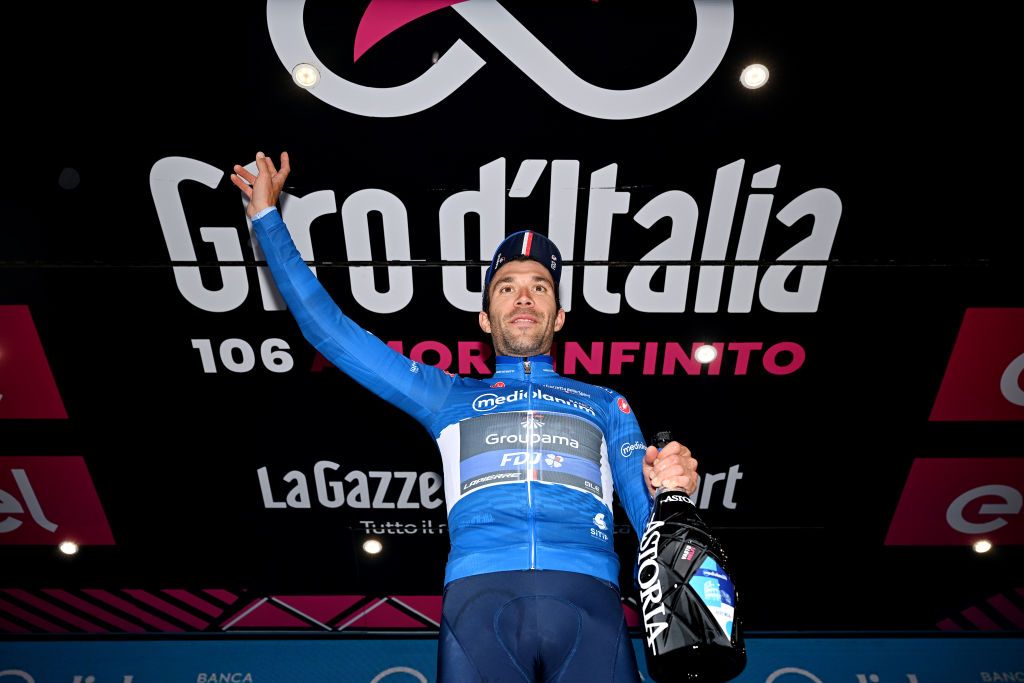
left=362, top=538, right=383, bottom=555
left=740, top=64, right=769, bottom=89
left=972, top=539, right=992, bottom=554
left=59, top=541, right=79, bottom=555
left=694, top=344, right=718, bottom=364
left=292, top=63, right=320, bottom=88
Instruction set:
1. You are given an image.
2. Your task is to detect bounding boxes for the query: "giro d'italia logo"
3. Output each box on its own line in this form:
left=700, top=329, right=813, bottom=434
left=266, top=0, right=733, bottom=119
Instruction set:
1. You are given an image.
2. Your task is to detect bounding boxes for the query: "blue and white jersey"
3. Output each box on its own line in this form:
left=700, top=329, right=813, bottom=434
left=253, top=209, right=654, bottom=587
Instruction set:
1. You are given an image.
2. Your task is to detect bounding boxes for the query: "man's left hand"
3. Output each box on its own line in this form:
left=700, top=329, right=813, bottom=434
left=643, top=441, right=698, bottom=497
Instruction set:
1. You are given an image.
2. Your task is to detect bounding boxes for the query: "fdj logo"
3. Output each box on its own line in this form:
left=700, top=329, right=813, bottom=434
left=267, top=0, right=733, bottom=119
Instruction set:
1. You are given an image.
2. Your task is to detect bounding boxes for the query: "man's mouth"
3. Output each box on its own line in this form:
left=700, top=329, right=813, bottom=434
left=508, top=315, right=539, bottom=327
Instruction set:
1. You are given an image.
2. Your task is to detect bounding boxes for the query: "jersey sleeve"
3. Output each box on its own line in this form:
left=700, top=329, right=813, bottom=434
left=606, top=393, right=655, bottom=542
left=252, top=209, right=452, bottom=429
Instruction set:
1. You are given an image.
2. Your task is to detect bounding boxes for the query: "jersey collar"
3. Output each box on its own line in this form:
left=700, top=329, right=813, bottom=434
left=492, top=355, right=555, bottom=379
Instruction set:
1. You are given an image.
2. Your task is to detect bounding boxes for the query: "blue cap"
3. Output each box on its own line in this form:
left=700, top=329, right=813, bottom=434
left=482, top=230, right=562, bottom=308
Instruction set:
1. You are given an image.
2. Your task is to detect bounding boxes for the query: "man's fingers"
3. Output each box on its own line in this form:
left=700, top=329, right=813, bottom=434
left=264, top=153, right=279, bottom=175
left=279, top=151, right=291, bottom=176
left=229, top=174, right=253, bottom=198
left=232, top=164, right=256, bottom=184
left=661, top=476, right=695, bottom=494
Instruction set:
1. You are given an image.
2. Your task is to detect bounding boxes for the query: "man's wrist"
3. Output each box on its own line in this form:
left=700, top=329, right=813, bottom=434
left=253, top=206, right=277, bottom=220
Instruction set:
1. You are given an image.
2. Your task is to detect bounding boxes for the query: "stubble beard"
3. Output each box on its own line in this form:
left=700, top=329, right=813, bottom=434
left=492, top=314, right=555, bottom=357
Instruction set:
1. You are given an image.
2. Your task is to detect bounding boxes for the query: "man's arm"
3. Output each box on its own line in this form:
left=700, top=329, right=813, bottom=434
left=606, top=394, right=699, bottom=540
left=231, top=152, right=453, bottom=429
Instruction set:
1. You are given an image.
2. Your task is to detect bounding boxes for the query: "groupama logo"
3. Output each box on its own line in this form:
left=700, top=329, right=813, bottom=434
left=267, top=0, right=733, bottom=119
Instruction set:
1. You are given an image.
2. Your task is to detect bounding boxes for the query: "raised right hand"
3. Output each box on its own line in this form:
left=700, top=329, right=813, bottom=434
left=230, top=151, right=291, bottom=218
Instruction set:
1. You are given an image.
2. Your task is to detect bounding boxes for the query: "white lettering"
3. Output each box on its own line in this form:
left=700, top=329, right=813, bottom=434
left=625, top=190, right=698, bottom=312
left=440, top=158, right=506, bottom=311
left=0, top=470, right=57, bottom=534
left=150, top=156, right=248, bottom=312
left=547, top=160, right=580, bottom=311
left=694, top=464, right=744, bottom=511
left=695, top=160, right=744, bottom=312
left=342, top=189, right=414, bottom=313
left=638, top=519, right=668, bottom=650
left=1001, top=353, right=1024, bottom=406
left=284, top=470, right=311, bottom=508
left=759, top=187, right=841, bottom=312
left=765, top=668, right=823, bottom=683
left=261, top=464, right=444, bottom=510
left=485, top=433, right=580, bottom=449
left=252, top=188, right=334, bottom=311
left=583, top=164, right=630, bottom=313
left=370, top=666, right=428, bottom=683
left=157, top=156, right=840, bottom=316
left=370, top=472, right=395, bottom=509
left=314, top=460, right=344, bottom=508
left=946, top=485, right=1023, bottom=534
left=257, top=466, right=286, bottom=509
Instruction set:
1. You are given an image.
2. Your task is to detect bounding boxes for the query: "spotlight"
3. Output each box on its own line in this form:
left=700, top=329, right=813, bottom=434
left=740, top=64, right=769, bottom=89
left=59, top=541, right=79, bottom=555
left=292, top=63, right=320, bottom=88
left=694, top=344, right=718, bottom=364
left=972, top=539, right=993, bottom=554
left=363, top=538, right=383, bottom=555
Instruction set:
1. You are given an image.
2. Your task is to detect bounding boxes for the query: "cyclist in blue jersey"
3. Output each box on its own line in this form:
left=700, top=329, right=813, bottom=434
left=231, top=152, right=698, bottom=682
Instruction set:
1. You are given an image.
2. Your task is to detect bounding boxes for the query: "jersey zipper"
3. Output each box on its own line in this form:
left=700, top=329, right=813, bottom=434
left=523, top=357, right=535, bottom=569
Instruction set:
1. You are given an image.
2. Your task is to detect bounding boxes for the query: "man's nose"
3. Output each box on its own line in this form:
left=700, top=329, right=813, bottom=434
left=515, top=288, right=535, bottom=306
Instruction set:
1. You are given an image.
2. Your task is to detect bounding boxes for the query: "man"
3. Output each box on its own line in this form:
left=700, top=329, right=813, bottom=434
left=231, top=152, right=697, bottom=682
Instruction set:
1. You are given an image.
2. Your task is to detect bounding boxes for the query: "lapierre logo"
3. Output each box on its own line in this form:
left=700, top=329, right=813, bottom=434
left=266, top=0, right=733, bottom=119
left=0, top=457, right=115, bottom=545
left=885, top=458, right=1023, bottom=545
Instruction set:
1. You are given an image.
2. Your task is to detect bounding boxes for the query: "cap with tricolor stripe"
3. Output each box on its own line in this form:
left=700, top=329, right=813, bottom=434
left=482, top=230, right=563, bottom=308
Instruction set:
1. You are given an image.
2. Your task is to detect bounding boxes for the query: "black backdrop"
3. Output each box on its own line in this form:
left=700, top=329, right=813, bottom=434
left=1, top=0, right=1020, bottom=636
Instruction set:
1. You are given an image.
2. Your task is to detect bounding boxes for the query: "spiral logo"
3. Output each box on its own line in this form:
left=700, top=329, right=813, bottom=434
left=267, top=0, right=733, bottom=119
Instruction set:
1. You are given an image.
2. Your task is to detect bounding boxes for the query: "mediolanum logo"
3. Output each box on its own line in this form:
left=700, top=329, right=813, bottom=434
left=267, top=0, right=733, bottom=119
left=620, top=441, right=646, bottom=458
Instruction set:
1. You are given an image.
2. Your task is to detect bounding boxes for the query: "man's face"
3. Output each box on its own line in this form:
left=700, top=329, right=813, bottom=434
left=479, top=260, right=565, bottom=357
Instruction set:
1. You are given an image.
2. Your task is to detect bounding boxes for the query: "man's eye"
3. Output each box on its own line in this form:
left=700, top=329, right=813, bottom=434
left=500, top=285, right=513, bottom=293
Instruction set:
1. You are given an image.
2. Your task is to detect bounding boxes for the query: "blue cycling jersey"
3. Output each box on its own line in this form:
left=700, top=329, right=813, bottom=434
left=253, top=209, right=654, bottom=587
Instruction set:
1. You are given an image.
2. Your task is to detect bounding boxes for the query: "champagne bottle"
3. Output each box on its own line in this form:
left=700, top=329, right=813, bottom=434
left=638, top=431, right=747, bottom=682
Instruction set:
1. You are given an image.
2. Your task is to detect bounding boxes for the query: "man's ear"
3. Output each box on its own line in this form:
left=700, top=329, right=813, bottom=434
left=478, top=310, right=492, bottom=334
left=553, top=308, right=565, bottom=332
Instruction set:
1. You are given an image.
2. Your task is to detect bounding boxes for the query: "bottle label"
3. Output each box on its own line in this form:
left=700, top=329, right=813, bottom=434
left=688, top=556, right=736, bottom=638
